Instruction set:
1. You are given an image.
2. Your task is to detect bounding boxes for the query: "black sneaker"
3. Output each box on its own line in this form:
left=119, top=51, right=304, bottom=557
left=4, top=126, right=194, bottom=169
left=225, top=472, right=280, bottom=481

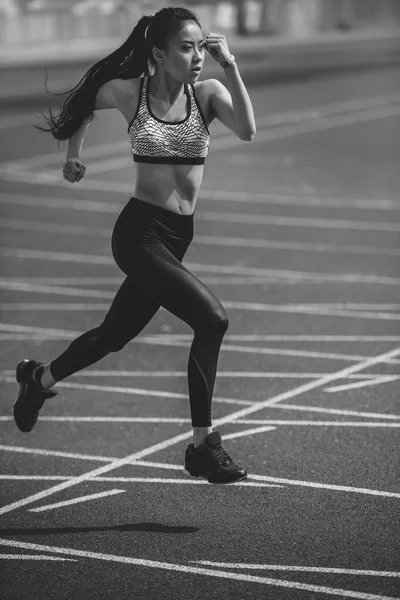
left=184, top=431, right=247, bottom=484
left=13, top=359, right=58, bottom=432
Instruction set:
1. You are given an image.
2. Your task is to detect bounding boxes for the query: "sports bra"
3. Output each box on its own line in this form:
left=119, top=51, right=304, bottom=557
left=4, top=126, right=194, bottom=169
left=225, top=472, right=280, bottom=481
left=128, top=76, right=210, bottom=165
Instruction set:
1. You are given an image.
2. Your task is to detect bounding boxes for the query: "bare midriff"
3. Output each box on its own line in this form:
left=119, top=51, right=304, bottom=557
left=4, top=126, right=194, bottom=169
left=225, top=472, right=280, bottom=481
left=133, top=162, right=204, bottom=215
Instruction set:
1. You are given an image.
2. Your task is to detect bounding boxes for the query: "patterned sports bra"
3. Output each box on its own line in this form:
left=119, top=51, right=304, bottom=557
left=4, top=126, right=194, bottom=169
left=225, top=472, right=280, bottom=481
left=128, top=76, right=210, bottom=165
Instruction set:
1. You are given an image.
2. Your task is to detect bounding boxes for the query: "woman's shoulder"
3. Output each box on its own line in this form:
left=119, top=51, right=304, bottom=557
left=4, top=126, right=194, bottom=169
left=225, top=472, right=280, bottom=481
left=96, top=77, right=143, bottom=110
left=193, top=78, right=227, bottom=98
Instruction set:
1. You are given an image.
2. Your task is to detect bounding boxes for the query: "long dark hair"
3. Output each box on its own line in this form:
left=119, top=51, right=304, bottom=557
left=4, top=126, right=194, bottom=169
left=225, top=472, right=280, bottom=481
left=38, top=7, right=200, bottom=141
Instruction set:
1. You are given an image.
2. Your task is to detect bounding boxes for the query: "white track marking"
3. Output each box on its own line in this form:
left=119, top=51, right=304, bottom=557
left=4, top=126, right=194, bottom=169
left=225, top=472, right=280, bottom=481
left=3, top=279, right=400, bottom=321
left=27, top=105, right=400, bottom=175
left=193, top=561, right=400, bottom=578
left=0, top=303, right=112, bottom=311
left=0, top=345, right=399, bottom=516
left=2, top=93, right=398, bottom=166
left=0, top=376, right=254, bottom=407
left=28, top=489, right=126, bottom=512
left=199, top=209, right=400, bottom=232
left=248, top=473, right=400, bottom=499
left=0, top=403, right=398, bottom=423
left=0, top=323, right=78, bottom=336
left=3, top=280, right=400, bottom=320
left=3, top=324, right=399, bottom=364
left=3, top=219, right=399, bottom=257
left=275, top=404, right=400, bottom=421
left=0, top=187, right=398, bottom=212
left=2, top=247, right=400, bottom=285
left=1, top=540, right=395, bottom=600
left=3, top=330, right=400, bottom=343
left=325, top=376, right=398, bottom=393
left=0, top=554, right=76, bottom=561
left=3, top=207, right=400, bottom=236
left=136, top=340, right=400, bottom=364
left=220, top=426, right=276, bottom=440
left=0, top=477, right=279, bottom=488
left=0, top=277, right=288, bottom=287
left=0, top=444, right=123, bottom=462
left=210, top=104, right=400, bottom=152
left=1, top=368, right=389, bottom=379
left=1, top=444, right=396, bottom=498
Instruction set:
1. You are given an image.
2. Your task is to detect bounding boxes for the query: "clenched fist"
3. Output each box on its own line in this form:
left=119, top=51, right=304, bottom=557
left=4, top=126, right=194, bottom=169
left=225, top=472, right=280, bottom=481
left=62, top=158, right=86, bottom=183
left=205, top=33, right=231, bottom=66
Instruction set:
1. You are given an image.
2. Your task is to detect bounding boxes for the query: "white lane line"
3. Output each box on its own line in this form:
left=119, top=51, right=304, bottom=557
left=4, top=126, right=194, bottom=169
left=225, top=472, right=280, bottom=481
left=2, top=93, right=398, bottom=166
left=324, top=376, right=398, bottom=393
left=211, top=104, right=400, bottom=152
left=0, top=323, right=79, bottom=336
left=1, top=401, right=399, bottom=423
left=4, top=210, right=400, bottom=236
left=2, top=247, right=400, bottom=286
left=200, top=189, right=400, bottom=211
left=3, top=330, right=400, bottom=343
left=4, top=280, right=400, bottom=320
left=28, top=489, right=126, bottom=513
left=0, top=281, right=115, bottom=299
left=221, top=426, right=276, bottom=440
left=1, top=442, right=395, bottom=498
left=3, top=324, right=397, bottom=364
left=0, top=554, right=77, bottom=561
left=0, top=376, right=254, bottom=407
left=0, top=187, right=398, bottom=212
left=0, top=344, right=399, bottom=516
left=1, top=540, right=394, bottom=600
left=140, top=340, right=400, bottom=364
left=0, top=444, right=120, bottom=462
left=0, top=277, right=289, bottom=288
left=1, top=369, right=389, bottom=380
left=3, top=280, right=400, bottom=321
left=32, top=104, right=400, bottom=176
left=199, top=209, right=400, bottom=232
left=3, top=219, right=399, bottom=257
left=0, top=304, right=112, bottom=312
left=192, top=561, right=400, bottom=578
left=2, top=92, right=398, bottom=135
left=0, top=476, right=279, bottom=488
left=275, top=404, right=400, bottom=421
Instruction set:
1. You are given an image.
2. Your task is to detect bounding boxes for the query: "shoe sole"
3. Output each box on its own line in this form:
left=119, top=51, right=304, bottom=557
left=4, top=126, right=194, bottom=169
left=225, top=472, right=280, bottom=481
left=185, top=466, right=248, bottom=485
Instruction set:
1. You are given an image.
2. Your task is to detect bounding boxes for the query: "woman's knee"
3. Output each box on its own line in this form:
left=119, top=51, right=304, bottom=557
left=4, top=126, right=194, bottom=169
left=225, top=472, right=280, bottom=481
left=198, top=311, right=229, bottom=338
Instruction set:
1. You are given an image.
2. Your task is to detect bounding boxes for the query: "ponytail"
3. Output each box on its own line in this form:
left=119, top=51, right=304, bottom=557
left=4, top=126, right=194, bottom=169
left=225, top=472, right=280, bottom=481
left=37, top=15, right=153, bottom=141
left=37, top=7, right=200, bottom=142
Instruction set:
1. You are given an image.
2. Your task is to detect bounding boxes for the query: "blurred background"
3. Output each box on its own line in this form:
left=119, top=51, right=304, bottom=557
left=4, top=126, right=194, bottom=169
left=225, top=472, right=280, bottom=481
left=0, top=0, right=399, bottom=66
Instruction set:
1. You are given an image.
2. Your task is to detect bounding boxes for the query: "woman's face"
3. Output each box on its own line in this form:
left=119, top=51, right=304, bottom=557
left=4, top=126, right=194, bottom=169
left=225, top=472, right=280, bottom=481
left=159, top=21, right=206, bottom=83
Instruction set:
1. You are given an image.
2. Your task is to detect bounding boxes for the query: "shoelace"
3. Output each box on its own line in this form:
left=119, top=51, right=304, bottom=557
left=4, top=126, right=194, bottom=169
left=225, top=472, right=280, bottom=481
left=209, top=444, right=233, bottom=466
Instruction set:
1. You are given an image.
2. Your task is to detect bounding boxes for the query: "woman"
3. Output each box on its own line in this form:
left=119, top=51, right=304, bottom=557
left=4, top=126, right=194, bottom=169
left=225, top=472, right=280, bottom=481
left=14, top=6, right=256, bottom=484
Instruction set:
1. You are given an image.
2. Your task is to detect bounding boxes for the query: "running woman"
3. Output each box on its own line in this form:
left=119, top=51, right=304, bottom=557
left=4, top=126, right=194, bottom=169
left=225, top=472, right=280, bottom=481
left=14, top=6, right=256, bottom=484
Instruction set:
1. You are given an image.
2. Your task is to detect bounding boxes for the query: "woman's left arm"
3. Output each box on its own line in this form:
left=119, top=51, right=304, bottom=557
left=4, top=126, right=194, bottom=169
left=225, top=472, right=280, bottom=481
left=205, top=33, right=256, bottom=141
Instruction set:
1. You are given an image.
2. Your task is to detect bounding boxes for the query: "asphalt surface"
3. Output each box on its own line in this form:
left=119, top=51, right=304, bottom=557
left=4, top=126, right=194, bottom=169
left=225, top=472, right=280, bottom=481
left=0, top=65, right=400, bottom=599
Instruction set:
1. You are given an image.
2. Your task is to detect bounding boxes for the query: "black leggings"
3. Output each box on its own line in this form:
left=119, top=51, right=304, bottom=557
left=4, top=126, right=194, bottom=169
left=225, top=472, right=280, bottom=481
left=50, top=196, right=229, bottom=427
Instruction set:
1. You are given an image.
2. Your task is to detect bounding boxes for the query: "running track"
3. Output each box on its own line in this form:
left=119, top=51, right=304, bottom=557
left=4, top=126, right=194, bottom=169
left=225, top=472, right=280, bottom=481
left=0, top=65, right=399, bottom=599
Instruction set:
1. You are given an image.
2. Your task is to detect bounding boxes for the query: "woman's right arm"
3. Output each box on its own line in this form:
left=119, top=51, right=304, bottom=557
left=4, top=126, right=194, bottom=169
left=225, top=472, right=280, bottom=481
left=63, top=80, right=117, bottom=183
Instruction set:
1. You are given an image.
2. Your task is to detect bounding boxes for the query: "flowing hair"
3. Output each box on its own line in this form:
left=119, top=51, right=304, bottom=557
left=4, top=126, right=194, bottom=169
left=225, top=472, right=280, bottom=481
left=38, top=7, right=200, bottom=141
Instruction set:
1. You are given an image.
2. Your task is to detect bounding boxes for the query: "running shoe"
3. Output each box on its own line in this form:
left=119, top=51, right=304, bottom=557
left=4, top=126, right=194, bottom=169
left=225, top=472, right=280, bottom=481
left=185, top=431, right=247, bottom=484
left=13, top=359, right=58, bottom=432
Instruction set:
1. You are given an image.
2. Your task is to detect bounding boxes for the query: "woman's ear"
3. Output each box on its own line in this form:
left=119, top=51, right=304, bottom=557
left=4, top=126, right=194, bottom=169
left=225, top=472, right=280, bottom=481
left=152, top=47, right=165, bottom=65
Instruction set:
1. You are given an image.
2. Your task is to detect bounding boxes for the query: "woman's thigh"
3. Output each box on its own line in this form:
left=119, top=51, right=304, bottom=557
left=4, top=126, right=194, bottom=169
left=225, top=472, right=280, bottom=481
left=100, top=276, right=161, bottom=345
left=128, top=242, right=228, bottom=332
